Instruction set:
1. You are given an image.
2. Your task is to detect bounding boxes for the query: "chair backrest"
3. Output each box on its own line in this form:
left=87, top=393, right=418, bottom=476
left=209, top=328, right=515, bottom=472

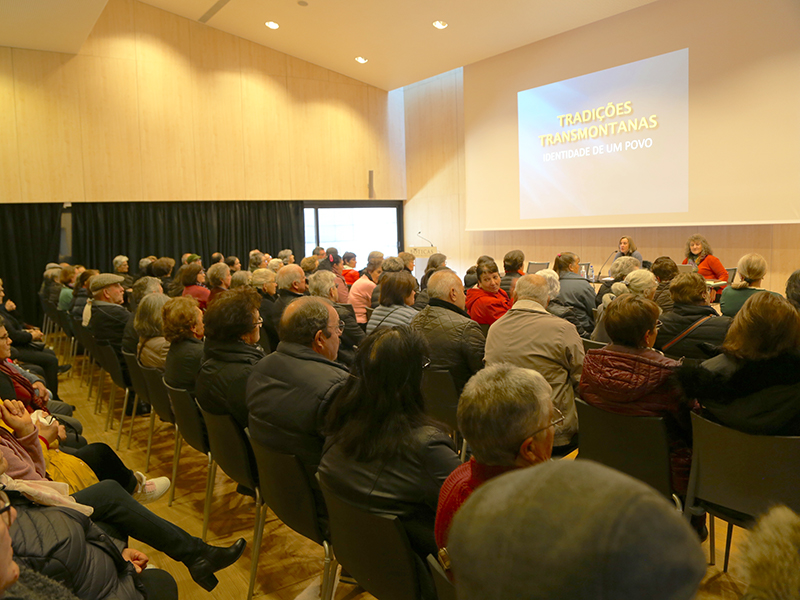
left=526, top=261, right=549, bottom=274
left=426, top=555, right=455, bottom=600
left=687, top=412, right=800, bottom=518
left=319, top=479, right=419, bottom=600
left=163, top=380, right=209, bottom=455
left=420, top=369, right=460, bottom=432
left=94, top=342, right=128, bottom=390
left=121, top=350, right=151, bottom=408
left=139, top=363, right=174, bottom=423
left=575, top=399, right=673, bottom=499
left=245, top=430, right=324, bottom=546
left=725, top=267, right=737, bottom=284
left=582, top=338, right=607, bottom=352
left=196, top=401, right=257, bottom=491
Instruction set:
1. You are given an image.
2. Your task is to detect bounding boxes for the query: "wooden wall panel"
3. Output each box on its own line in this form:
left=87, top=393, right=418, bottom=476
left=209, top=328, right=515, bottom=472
left=79, top=0, right=136, bottom=61
left=0, top=48, right=21, bottom=202
left=13, top=49, right=84, bottom=202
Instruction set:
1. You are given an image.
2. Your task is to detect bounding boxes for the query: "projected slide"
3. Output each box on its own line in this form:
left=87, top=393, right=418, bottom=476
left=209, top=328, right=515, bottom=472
left=518, top=49, right=688, bottom=220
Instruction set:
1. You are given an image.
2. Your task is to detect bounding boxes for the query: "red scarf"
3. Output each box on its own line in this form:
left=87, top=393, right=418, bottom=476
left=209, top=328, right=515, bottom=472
left=0, top=359, right=46, bottom=412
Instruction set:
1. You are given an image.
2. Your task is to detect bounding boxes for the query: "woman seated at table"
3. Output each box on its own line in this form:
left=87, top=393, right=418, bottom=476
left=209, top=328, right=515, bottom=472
left=612, top=235, right=643, bottom=265
left=677, top=292, right=800, bottom=436
left=719, top=253, right=779, bottom=318
left=682, top=234, right=728, bottom=300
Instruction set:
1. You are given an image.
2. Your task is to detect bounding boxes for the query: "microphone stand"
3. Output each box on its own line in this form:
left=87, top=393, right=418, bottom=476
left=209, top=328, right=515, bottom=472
left=417, top=232, right=434, bottom=247
left=597, top=250, right=617, bottom=279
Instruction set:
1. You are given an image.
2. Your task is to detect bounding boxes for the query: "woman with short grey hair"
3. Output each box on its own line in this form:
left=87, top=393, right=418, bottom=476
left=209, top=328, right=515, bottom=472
left=113, top=255, right=134, bottom=289
left=537, top=269, right=588, bottom=338
left=135, top=293, right=170, bottom=368
left=596, top=256, right=640, bottom=307
left=230, top=269, right=252, bottom=289
left=592, top=269, right=659, bottom=343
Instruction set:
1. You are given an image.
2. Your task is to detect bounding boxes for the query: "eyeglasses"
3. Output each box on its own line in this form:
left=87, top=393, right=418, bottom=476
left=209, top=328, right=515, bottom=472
left=336, top=320, right=345, bottom=335
left=255, top=317, right=264, bottom=327
left=656, top=320, right=663, bottom=331
left=422, top=356, right=431, bottom=370
left=0, top=490, right=12, bottom=527
left=528, top=407, right=565, bottom=437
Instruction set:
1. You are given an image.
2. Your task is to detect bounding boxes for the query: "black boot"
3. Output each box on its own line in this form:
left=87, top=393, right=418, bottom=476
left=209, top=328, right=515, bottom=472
left=184, top=538, right=246, bottom=591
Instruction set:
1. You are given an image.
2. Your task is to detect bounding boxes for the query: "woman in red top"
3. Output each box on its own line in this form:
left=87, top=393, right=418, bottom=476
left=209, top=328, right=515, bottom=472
left=180, top=263, right=210, bottom=310
left=682, top=234, right=728, bottom=299
left=465, top=261, right=511, bottom=325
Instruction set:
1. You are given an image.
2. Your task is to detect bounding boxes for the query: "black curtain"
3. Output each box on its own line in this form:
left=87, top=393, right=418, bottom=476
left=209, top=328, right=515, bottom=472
left=72, top=201, right=305, bottom=273
left=0, top=203, right=64, bottom=326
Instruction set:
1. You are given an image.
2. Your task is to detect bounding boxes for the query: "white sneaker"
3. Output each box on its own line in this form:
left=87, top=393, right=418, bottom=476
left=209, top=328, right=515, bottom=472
left=133, top=471, right=170, bottom=504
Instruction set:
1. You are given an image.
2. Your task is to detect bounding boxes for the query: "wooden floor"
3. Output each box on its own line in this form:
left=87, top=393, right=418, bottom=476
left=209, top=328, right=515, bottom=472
left=58, top=349, right=749, bottom=600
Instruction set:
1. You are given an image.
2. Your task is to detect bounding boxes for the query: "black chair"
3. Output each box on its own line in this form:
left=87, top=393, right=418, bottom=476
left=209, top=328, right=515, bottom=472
left=80, top=329, right=105, bottom=405
left=139, top=364, right=175, bottom=472
left=420, top=370, right=459, bottom=432
left=725, top=267, right=737, bottom=284
left=163, top=380, right=213, bottom=532
left=195, top=403, right=263, bottom=600
left=92, top=343, right=132, bottom=433
left=684, top=412, right=800, bottom=571
left=582, top=338, right=606, bottom=352
left=319, top=478, right=427, bottom=600
left=478, top=322, right=490, bottom=337
left=526, top=261, right=549, bottom=274
left=426, top=555, right=455, bottom=600
left=121, top=351, right=151, bottom=451
left=245, top=430, right=336, bottom=600
left=575, top=399, right=681, bottom=510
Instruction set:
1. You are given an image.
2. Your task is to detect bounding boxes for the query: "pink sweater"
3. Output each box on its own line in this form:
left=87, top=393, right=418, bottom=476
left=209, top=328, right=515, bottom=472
left=348, top=275, right=376, bottom=324
left=0, top=425, right=46, bottom=481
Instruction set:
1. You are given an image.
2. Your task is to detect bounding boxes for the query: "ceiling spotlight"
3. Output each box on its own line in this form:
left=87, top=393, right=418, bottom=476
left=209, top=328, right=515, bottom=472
left=433, top=20, right=448, bottom=29
left=265, top=21, right=279, bottom=29
left=355, top=56, right=368, bottom=64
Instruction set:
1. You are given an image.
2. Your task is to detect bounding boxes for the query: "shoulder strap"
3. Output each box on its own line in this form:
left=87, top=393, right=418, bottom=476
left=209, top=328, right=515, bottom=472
left=662, top=316, right=713, bottom=352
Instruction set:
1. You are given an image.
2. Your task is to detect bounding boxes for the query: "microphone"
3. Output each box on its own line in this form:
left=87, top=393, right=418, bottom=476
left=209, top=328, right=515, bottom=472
left=597, top=250, right=617, bottom=278
left=417, top=232, right=434, bottom=247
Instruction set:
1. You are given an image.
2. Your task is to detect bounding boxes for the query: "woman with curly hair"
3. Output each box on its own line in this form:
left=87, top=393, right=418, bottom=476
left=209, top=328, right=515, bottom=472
left=682, top=234, right=728, bottom=296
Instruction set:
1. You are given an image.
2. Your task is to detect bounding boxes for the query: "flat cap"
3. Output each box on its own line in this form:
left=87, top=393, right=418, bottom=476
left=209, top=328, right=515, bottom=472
left=187, top=254, right=202, bottom=263
left=90, top=273, right=124, bottom=293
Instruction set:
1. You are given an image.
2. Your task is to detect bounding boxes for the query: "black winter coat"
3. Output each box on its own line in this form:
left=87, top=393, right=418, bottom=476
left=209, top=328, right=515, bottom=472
left=654, top=303, right=731, bottom=360
left=164, top=337, right=204, bottom=393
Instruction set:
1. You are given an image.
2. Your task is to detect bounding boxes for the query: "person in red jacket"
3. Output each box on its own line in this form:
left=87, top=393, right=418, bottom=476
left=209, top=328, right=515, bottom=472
left=682, top=234, right=728, bottom=300
left=465, top=260, right=511, bottom=325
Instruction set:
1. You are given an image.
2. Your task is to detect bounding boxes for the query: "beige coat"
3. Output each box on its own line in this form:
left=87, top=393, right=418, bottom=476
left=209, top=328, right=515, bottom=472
left=484, top=299, right=584, bottom=447
left=137, top=336, right=170, bottom=370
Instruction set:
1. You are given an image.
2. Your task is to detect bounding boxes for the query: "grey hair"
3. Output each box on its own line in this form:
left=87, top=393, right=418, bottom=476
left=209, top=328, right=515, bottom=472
left=278, top=249, right=293, bottom=264
left=514, top=275, right=550, bottom=306
left=733, top=253, right=767, bottom=290
left=381, top=256, right=405, bottom=273
left=131, top=276, right=162, bottom=304
left=251, top=268, right=275, bottom=287
left=206, top=262, right=230, bottom=288
left=427, top=269, right=460, bottom=300
left=249, top=251, right=265, bottom=271
left=308, top=270, right=337, bottom=299
left=113, top=255, right=129, bottom=270
left=535, top=269, right=561, bottom=300
left=624, top=269, right=657, bottom=296
left=276, top=265, right=305, bottom=290
left=230, top=270, right=252, bottom=289
left=367, top=251, right=384, bottom=262
left=279, top=296, right=333, bottom=346
left=138, top=257, right=153, bottom=271
left=458, top=364, right=553, bottom=466
left=134, top=293, right=170, bottom=338
left=609, top=256, right=640, bottom=280
left=268, top=258, right=284, bottom=273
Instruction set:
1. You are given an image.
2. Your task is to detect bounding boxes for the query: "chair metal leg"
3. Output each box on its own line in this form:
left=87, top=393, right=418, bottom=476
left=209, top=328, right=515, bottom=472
left=248, top=489, right=267, bottom=600
left=79, top=352, right=87, bottom=387
left=144, top=412, right=157, bottom=472
left=105, top=385, right=118, bottom=431
left=202, top=457, right=216, bottom=542
left=116, top=389, right=130, bottom=450
left=168, top=429, right=181, bottom=507
left=723, top=522, right=733, bottom=572
left=321, top=541, right=338, bottom=600
left=126, top=394, right=140, bottom=450
left=709, top=516, right=716, bottom=565
left=95, top=372, right=106, bottom=414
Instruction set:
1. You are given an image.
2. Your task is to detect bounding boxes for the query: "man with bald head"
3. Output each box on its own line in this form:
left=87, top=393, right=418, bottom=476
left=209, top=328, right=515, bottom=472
left=410, top=268, right=485, bottom=393
left=485, top=274, right=584, bottom=456
left=246, top=296, right=349, bottom=501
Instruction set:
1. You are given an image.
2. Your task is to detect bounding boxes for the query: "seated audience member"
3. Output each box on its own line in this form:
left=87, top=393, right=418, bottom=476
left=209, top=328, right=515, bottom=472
left=420, top=253, right=447, bottom=292
left=210, top=252, right=224, bottom=264
left=485, top=275, right=582, bottom=456
left=134, top=255, right=156, bottom=281
left=163, top=296, right=204, bottom=394
left=89, top=273, right=128, bottom=352
left=499, top=249, right=525, bottom=296
left=122, top=276, right=163, bottom=356
left=149, top=257, right=175, bottom=293
left=592, top=269, right=658, bottom=344
left=435, top=364, right=553, bottom=548
left=224, top=255, right=241, bottom=272
left=447, top=460, right=705, bottom=600
left=537, top=269, right=588, bottom=338
left=318, top=326, right=460, bottom=562
left=596, top=256, right=640, bottom=306
left=268, top=257, right=285, bottom=273
left=463, top=265, right=478, bottom=289
left=278, top=249, right=295, bottom=265
left=787, top=269, right=800, bottom=310
left=325, top=247, right=339, bottom=257
left=308, top=271, right=363, bottom=366
left=69, top=268, right=98, bottom=320
left=341, top=251, right=360, bottom=286
left=273, top=264, right=308, bottom=329
left=367, top=271, right=418, bottom=335
left=206, top=262, right=231, bottom=306
left=313, top=246, right=326, bottom=262
left=252, top=268, right=280, bottom=353
left=167, top=264, right=187, bottom=297
left=371, top=256, right=405, bottom=308
left=40, top=265, right=62, bottom=307
left=554, top=252, right=596, bottom=334
left=741, top=505, right=800, bottom=600
left=677, top=292, right=800, bottom=436
left=317, top=252, right=349, bottom=303
left=0, top=279, right=67, bottom=401
left=134, top=293, right=170, bottom=369
left=180, top=264, right=210, bottom=311
left=186, top=254, right=202, bottom=267
left=720, top=252, right=778, bottom=318
left=683, top=233, right=728, bottom=300
left=612, top=235, right=644, bottom=264
left=57, top=265, right=77, bottom=312
left=247, top=297, right=349, bottom=512
left=465, top=261, right=511, bottom=326
left=654, top=273, right=732, bottom=360
left=230, top=268, right=251, bottom=288
left=398, top=251, right=416, bottom=276
left=196, top=287, right=264, bottom=431
left=249, top=251, right=267, bottom=272
left=348, top=256, right=383, bottom=325
left=651, top=256, right=679, bottom=313
left=113, top=255, right=134, bottom=290
left=299, top=256, right=318, bottom=277
left=580, top=295, right=695, bottom=496
left=409, top=269, right=485, bottom=393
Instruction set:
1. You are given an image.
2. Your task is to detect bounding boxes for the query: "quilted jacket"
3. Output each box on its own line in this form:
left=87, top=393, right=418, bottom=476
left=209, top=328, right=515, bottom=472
left=579, top=345, right=693, bottom=494
left=409, top=299, right=486, bottom=393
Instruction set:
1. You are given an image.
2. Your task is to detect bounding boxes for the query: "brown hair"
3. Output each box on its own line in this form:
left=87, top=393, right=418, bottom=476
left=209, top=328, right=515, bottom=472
left=669, top=273, right=707, bottom=305
left=604, top=295, right=660, bottom=348
left=619, top=236, right=638, bottom=254
left=651, top=256, right=679, bottom=282
left=151, top=257, right=175, bottom=277
left=162, top=296, right=200, bottom=343
left=379, top=271, right=416, bottom=306
left=476, top=260, right=500, bottom=281
left=553, top=252, right=578, bottom=274
left=77, top=269, right=99, bottom=290
left=59, top=265, right=76, bottom=285
left=180, top=263, right=203, bottom=286
left=203, top=286, right=261, bottom=342
left=503, top=250, right=525, bottom=273
left=684, top=234, right=712, bottom=260
left=722, top=292, right=800, bottom=360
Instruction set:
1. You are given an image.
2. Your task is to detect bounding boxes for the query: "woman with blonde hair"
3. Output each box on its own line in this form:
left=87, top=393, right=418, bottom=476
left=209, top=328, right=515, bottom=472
left=612, top=235, right=643, bottom=264
left=719, top=253, right=779, bottom=317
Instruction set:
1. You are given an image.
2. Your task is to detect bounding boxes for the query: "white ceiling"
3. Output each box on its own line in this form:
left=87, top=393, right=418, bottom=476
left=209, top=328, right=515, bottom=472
left=0, top=0, right=658, bottom=91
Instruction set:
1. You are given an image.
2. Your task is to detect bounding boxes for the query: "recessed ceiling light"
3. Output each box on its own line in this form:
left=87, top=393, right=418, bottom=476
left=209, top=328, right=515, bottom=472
left=355, top=56, right=368, bottom=64
left=265, top=21, right=279, bottom=29
left=433, top=20, right=448, bottom=29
